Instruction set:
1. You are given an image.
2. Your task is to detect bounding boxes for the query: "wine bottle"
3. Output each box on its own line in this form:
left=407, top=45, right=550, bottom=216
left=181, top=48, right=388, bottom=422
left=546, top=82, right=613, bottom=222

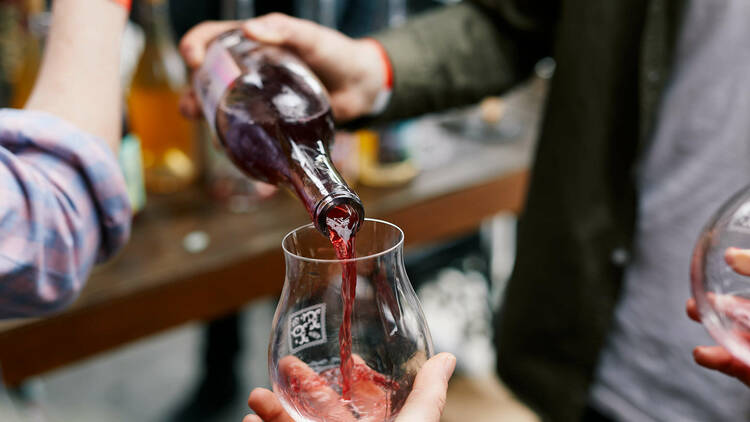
left=193, top=30, right=364, bottom=235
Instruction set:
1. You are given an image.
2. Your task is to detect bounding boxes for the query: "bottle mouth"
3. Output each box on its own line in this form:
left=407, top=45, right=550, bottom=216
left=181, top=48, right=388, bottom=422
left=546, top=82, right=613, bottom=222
left=314, top=192, right=365, bottom=237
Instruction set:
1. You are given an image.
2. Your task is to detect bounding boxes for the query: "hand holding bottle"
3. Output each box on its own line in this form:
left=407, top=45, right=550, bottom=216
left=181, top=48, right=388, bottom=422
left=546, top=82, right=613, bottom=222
left=179, top=13, right=387, bottom=122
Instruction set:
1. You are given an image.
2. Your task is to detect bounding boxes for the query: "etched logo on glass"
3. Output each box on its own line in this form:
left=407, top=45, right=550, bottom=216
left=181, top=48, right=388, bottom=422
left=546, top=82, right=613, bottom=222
left=730, top=202, right=750, bottom=233
left=289, top=303, right=327, bottom=353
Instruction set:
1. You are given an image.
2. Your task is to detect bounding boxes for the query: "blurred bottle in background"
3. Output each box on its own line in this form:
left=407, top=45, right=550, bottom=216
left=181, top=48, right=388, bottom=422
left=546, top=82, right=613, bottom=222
left=9, top=0, right=46, bottom=109
left=129, top=0, right=197, bottom=194
left=317, top=0, right=419, bottom=188
left=221, top=0, right=254, bottom=21
left=120, top=112, right=147, bottom=215
left=120, top=22, right=147, bottom=214
left=356, top=123, right=418, bottom=187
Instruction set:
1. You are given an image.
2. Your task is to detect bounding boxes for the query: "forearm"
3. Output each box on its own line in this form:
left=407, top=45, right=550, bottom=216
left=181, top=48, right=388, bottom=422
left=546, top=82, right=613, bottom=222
left=372, top=0, right=557, bottom=121
left=25, top=0, right=127, bottom=151
left=0, top=110, right=131, bottom=318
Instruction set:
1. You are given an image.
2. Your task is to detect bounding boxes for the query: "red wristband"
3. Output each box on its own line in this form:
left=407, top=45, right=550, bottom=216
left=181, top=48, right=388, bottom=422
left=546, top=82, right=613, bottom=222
left=111, top=0, right=132, bottom=11
left=365, top=38, right=393, bottom=115
left=367, top=38, right=393, bottom=90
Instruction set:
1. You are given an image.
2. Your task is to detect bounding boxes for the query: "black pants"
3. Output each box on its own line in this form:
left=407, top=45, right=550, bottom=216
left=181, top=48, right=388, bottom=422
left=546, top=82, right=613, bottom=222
left=581, top=405, right=616, bottom=422
left=203, top=313, right=241, bottom=381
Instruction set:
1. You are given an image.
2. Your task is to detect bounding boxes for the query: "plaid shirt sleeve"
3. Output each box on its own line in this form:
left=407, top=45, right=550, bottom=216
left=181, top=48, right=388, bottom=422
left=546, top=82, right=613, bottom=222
left=0, top=109, right=131, bottom=318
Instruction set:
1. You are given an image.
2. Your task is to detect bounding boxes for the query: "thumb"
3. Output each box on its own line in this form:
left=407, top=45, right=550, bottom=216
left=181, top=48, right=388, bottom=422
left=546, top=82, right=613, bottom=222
left=396, top=353, right=456, bottom=422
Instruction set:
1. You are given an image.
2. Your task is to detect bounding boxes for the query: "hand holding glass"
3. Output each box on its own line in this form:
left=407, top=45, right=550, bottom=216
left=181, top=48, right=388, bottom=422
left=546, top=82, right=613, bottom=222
left=269, top=219, right=434, bottom=421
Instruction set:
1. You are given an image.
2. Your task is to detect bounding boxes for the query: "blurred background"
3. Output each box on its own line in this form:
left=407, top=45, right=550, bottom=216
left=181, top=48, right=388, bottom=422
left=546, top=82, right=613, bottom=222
left=0, top=0, right=553, bottom=420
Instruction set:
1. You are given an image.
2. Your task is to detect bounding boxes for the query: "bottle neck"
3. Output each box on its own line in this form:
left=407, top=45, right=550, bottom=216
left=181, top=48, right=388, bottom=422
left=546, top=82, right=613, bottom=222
left=287, top=139, right=364, bottom=236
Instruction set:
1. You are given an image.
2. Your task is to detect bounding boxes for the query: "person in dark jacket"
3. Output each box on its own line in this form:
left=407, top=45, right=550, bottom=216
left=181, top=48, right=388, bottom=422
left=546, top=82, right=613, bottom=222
left=180, top=1, right=750, bottom=420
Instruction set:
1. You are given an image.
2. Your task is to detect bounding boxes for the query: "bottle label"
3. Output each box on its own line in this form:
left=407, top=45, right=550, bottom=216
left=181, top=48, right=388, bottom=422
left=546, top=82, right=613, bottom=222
left=288, top=303, right=327, bottom=353
left=193, top=39, right=242, bottom=136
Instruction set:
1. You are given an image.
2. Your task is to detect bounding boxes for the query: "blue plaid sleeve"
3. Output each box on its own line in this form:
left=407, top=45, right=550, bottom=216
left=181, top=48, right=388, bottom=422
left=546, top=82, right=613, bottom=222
left=0, top=109, right=131, bottom=318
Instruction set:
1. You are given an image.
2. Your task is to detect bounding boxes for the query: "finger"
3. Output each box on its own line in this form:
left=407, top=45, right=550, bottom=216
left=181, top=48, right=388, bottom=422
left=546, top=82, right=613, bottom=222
left=704, top=293, right=750, bottom=332
left=694, top=346, right=750, bottom=387
left=726, top=247, right=750, bottom=276
left=179, top=20, right=241, bottom=69
left=694, top=345, right=734, bottom=370
left=242, top=13, right=315, bottom=51
left=248, top=388, right=294, bottom=422
left=254, top=182, right=278, bottom=198
left=179, top=90, right=202, bottom=119
left=243, top=415, right=262, bottom=422
left=242, top=13, right=337, bottom=59
left=396, top=353, right=456, bottom=422
left=686, top=298, right=701, bottom=322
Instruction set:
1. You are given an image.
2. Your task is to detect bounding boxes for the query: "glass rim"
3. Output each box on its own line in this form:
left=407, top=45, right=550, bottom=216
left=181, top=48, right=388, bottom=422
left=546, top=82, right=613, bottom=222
left=281, top=218, right=404, bottom=264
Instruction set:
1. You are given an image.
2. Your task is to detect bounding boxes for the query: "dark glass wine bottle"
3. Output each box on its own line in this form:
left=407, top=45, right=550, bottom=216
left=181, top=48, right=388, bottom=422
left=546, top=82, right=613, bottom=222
left=193, top=30, right=364, bottom=235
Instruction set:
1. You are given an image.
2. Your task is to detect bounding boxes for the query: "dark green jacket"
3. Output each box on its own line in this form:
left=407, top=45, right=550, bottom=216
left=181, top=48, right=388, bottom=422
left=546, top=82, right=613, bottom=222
left=374, top=1, right=686, bottom=420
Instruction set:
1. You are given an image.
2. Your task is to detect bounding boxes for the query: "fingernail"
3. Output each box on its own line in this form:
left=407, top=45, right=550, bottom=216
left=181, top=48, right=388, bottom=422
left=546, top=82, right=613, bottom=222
left=181, top=46, right=198, bottom=65
left=726, top=248, right=737, bottom=266
left=694, top=346, right=709, bottom=359
left=441, top=354, right=457, bottom=376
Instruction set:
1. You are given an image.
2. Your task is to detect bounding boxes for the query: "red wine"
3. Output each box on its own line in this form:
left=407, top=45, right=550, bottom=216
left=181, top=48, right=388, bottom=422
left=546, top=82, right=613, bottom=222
left=326, top=204, right=359, bottom=400
left=286, top=362, right=399, bottom=419
left=194, top=30, right=364, bottom=234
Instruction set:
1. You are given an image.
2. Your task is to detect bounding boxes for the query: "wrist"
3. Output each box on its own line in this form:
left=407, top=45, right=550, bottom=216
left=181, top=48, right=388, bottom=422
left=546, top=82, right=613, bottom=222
left=358, top=38, right=393, bottom=116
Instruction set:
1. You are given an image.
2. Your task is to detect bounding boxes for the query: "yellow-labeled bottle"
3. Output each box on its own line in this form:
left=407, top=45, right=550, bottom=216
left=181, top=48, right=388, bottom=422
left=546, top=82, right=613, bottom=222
left=129, top=0, right=197, bottom=194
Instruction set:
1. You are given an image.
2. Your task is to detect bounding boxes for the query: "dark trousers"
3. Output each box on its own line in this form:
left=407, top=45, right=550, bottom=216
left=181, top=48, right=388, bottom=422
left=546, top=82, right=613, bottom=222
left=203, top=313, right=241, bottom=383
left=581, top=405, right=616, bottom=422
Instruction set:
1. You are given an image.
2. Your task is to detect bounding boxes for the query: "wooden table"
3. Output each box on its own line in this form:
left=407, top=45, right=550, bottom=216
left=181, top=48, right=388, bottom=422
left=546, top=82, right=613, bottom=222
left=0, top=80, right=545, bottom=386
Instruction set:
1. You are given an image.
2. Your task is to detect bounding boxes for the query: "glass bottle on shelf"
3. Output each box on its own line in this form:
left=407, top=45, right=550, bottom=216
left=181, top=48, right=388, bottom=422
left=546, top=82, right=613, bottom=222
left=119, top=23, right=147, bottom=215
left=119, top=110, right=147, bottom=214
left=129, top=0, right=197, bottom=194
left=193, top=30, right=364, bottom=234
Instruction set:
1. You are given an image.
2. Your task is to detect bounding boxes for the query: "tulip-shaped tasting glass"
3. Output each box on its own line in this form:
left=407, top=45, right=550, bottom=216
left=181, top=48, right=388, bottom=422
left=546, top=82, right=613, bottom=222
left=692, top=185, right=750, bottom=367
left=269, top=219, right=434, bottom=422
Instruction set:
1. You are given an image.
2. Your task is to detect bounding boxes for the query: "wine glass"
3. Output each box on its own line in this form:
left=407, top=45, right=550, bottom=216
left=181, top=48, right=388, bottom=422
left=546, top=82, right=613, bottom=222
left=269, top=219, right=434, bottom=422
left=692, top=185, right=750, bottom=366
